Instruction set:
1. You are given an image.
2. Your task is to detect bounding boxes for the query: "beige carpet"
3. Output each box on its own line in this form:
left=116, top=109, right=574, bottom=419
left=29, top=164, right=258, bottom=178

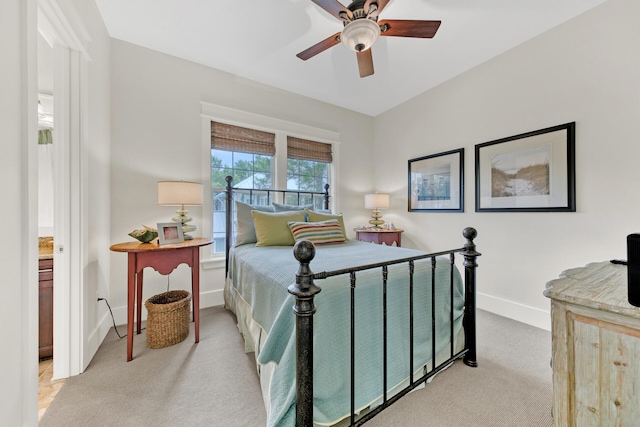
left=39, top=307, right=552, bottom=427
left=368, top=309, right=552, bottom=426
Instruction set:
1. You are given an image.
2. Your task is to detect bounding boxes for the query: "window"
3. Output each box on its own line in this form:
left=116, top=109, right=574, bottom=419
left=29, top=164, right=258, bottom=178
left=210, top=123, right=333, bottom=254
left=211, top=122, right=275, bottom=253
left=201, top=102, right=340, bottom=261
left=285, top=136, right=331, bottom=206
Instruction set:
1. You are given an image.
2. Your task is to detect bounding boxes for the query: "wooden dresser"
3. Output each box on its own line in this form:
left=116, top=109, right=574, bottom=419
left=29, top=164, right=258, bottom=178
left=544, top=261, right=640, bottom=426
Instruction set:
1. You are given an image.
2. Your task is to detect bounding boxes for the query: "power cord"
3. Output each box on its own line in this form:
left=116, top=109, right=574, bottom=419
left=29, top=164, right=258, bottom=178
left=98, top=275, right=174, bottom=339
left=98, top=297, right=145, bottom=339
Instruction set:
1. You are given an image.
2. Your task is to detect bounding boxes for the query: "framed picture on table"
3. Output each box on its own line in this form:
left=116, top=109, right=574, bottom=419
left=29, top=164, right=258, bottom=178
left=157, top=222, right=184, bottom=244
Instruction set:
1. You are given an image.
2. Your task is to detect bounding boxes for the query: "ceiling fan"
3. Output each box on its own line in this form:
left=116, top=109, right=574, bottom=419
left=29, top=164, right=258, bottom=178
left=296, top=0, right=441, bottom=78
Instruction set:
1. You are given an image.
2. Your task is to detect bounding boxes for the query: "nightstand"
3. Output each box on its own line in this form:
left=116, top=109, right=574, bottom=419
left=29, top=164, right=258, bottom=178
left=110, top=238, right=212, bottom=361
left=355, top=228, right=404, bottom=247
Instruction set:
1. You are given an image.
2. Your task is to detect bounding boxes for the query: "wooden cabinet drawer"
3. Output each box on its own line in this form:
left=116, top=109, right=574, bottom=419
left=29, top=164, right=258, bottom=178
left=39, top=258, right=53, bottom=270
left=38, top=257, right=54, bottom=359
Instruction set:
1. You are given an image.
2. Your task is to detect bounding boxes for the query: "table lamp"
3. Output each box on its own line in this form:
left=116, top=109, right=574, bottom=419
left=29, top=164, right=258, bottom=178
left=364, top=193, right=390, bottom=229
left=158, top=181, right=203, bottom=240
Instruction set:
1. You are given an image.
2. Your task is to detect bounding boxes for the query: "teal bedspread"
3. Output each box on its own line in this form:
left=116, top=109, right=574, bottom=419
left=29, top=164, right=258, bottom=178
left=228, top=240, right=464, bottom=426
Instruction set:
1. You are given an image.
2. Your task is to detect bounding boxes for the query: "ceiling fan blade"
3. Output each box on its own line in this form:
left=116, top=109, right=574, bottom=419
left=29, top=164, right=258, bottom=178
left=296, top=32, right=342, bottom=60
left=356, top=49, right=374, bottom=78
left=364, top=0, right=391, bottom=18
left=311, top=0, right=352, bottom=21
left=378, top=20, right=441, bottom=38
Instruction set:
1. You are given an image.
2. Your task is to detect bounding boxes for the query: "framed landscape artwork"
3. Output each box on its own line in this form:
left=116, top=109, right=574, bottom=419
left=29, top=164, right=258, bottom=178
left=408, top=148, right=464, bottom=212
left=475, top=122, right=576, bottom=212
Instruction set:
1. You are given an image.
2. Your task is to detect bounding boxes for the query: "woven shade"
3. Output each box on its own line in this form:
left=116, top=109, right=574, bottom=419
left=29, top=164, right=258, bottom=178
left=287, top=136, right=333, bottom=163
left=211, top=122, right=275, bottom=156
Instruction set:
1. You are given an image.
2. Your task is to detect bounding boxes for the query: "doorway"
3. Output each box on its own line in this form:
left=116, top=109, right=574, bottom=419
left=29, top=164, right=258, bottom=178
left=37, top=0, right=90, bottom=381
left=37, top=31, right=67, bottom=419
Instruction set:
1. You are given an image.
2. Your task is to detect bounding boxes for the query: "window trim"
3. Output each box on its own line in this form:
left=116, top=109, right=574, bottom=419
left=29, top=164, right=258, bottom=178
left=200, top=102, right=341, bottom=265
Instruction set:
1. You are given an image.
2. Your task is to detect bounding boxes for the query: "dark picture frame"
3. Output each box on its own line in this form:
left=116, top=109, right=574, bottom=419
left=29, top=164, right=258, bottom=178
left=475, top=122, right=576, bottom=212
left=157, top=222, right=185, bottom=244
left=408, top=148, right=464, bottom=212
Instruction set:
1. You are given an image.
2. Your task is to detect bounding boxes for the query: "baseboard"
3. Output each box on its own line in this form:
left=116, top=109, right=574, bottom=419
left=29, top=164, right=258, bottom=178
left=477, top=292, right=551, bottom=331
left=83, top=311, right=113, bottom=372
left=200, top=288, right=225, bottom=308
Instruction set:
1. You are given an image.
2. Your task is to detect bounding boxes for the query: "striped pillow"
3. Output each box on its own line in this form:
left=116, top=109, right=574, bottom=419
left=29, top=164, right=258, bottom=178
left=288, top=220, right=346, bottom=245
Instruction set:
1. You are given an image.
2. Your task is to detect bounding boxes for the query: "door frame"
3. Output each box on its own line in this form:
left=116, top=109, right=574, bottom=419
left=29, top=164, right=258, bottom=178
left=37, top=0, right=91, bottom=379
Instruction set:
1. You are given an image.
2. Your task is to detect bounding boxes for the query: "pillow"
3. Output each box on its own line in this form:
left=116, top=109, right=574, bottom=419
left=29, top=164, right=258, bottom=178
left=305, top=209, right=348, bottom=240
left=251, top=210, right=305, bottom=246
left=288, top=220, right=346, bottom=245
left=234, top=201, right=274, bottom=246
left=272, top=202, right=313, bottom=212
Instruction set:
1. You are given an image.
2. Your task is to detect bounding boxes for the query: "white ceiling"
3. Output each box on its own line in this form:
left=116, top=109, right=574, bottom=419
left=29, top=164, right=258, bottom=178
left=94, top=0, right=607, bottom=117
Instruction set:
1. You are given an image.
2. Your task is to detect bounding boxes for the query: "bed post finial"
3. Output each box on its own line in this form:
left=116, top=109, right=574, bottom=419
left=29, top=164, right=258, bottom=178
left=225, top=176, right=233, bottom=276
left=462, top=227, right=480, bottom=368
left=323, top=183, right=330, bottom=211
left=288, top=240, right=321, bottom=427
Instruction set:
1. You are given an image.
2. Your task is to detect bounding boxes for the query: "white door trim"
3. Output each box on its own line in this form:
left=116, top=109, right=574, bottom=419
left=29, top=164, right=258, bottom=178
left=38, top=0, right=91, bottom=379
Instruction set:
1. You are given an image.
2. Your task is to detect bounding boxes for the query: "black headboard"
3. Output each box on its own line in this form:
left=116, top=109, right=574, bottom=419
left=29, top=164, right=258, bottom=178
left=224, top=175, right=330, bottom=274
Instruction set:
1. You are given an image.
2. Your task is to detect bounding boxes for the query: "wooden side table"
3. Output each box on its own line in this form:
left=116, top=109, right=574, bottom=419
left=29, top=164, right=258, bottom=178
left=355, top=228, right=404, bottom=247
left=110, top=237, right=212, bottom=361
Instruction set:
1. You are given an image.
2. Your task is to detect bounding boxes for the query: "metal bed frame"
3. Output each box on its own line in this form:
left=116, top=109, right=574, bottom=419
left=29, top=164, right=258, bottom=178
left=224, top=176, right=479, bottom=426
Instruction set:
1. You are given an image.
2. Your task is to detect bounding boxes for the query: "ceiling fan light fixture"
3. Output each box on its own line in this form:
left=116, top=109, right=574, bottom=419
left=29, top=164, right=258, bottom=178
left=341, top=18, right=380, bottom=52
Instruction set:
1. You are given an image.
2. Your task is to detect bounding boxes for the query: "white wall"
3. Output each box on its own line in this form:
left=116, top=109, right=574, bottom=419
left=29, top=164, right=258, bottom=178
left=0, top=1, right=39, bottom=424
left=373, top=0, right=640, bottom=330
left=0, top=0, right=110, bottom=422
left=109, top=40, right=374, bottom=323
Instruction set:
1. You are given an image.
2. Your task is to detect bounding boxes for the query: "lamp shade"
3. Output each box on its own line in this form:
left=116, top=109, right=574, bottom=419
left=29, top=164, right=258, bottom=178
left=341, top=19, right=380, bottom=52
left=364, top=193, right=390, bottom=209
left=158, top=181, right=203, bottom=206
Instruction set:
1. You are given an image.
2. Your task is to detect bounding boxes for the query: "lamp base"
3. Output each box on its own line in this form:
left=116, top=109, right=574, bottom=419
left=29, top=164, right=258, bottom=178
left=172, top=207, right=196, bottom=240
left=369, top=209, right=385, bottom=229
left=181, top=224, right=196, bottom=240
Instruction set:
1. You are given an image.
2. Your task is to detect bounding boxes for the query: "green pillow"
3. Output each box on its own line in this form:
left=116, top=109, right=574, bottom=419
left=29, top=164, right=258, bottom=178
left=251, top=210, right=305, bottom=246
left=235, top=201, right=274, bottom=246
left=305, top=209, right=348, bottom=240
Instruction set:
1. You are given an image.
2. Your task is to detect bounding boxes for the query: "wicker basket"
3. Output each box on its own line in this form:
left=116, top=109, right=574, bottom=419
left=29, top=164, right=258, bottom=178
left=145, top=290, right=191, bottom=349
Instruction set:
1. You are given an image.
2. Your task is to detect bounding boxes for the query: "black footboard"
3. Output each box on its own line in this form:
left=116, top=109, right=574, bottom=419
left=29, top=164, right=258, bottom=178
left=288, top=228, right=480, bottom=426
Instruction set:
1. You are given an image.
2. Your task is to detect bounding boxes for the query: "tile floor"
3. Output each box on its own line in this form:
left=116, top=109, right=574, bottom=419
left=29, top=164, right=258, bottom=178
left=38, top=359, right=66, bottom=420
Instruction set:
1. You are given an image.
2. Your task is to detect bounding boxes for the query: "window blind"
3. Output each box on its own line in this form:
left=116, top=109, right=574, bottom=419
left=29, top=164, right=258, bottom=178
left=287, top=136, right=333, bottom=163
left=211, top=122, right=276, bottom=156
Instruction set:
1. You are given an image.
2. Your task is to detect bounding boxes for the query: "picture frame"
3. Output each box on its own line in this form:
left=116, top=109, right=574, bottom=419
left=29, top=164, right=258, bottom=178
left=157, top=222, right=185, bottom=244
left=408, top=148, right=464, bottom=212
left=475, top=122, right=575, bottom=212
